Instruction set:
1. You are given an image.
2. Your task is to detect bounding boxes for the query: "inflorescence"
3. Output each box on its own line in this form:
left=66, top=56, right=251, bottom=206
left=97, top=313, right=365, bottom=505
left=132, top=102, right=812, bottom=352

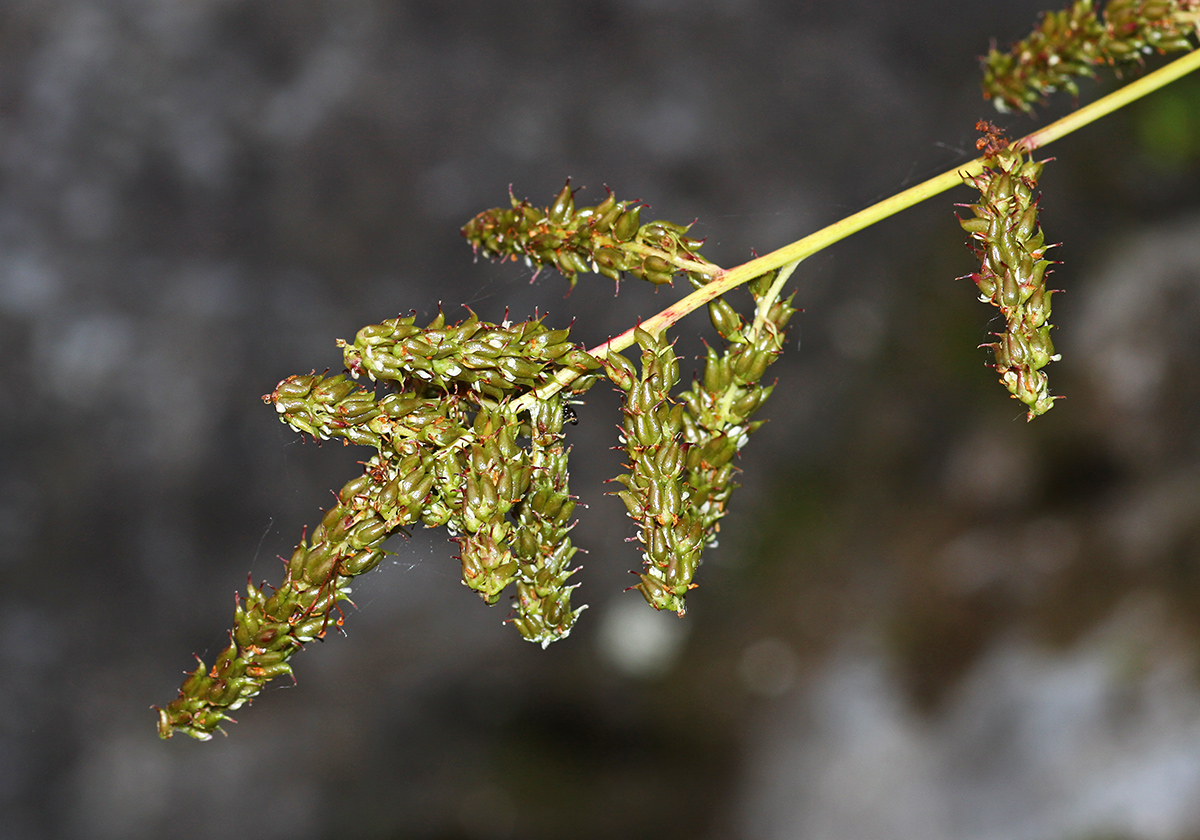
left=983, top=0, right=1199, bottom=113
left=157, top=0, right=1197, bottom=740
left=157, top=188, right=789, bottom=740
left=958, top=124, right=1059, bottom=419
left=462, top=182, right=718, bottom=289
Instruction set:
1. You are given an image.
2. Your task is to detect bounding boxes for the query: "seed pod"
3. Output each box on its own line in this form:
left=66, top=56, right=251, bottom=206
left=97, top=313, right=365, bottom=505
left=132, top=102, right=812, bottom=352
left=343, top=549, right=384, bottom=576
left=641, top=267, right=675, bottom=286
left=612, top=207, right=641, bottom=241
left=349, top=516, right=388, bottom=550
left=547, top=182, right=574, bottom=225
left=357, top=323, right=396, bottom=344
left=959, top=216, right=990, bottom=235
left=271, top=374, right=317, bottom=400
left=643, top=255, right=673, bottom=276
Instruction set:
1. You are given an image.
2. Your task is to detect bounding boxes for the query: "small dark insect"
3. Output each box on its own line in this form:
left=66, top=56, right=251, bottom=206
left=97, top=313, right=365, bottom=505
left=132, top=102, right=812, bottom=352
left=974, top=120, right=1009, bottom=157
left=563, top=403, right=579, bottom=425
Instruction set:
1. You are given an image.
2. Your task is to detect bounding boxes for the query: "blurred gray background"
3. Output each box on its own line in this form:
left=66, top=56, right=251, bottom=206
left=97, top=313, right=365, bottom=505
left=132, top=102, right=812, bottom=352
left=3, top=2, right=1200, bottom=838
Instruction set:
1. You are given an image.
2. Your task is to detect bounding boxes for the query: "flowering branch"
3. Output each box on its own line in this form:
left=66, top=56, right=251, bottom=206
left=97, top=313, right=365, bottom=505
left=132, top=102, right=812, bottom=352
left=156, top=5, right=1200, bottom=740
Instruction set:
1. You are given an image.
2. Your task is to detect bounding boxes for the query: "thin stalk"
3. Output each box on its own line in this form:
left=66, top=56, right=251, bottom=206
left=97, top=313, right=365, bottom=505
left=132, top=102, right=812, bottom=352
left=518, top=46, right=1200, bottom=412
left=714, top=258, right=800, bottom=422
left=1021, top=46, right=1200, bottom=150
left=750, top=259, right=801, bottom=342
left=657, top=46, right=1200, bottom=341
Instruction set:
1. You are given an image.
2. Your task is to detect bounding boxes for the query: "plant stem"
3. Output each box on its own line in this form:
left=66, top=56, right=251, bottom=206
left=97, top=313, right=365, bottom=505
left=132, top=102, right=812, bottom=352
left=715, top=258, right=800, bottom=422
left=661, top=47, right=1200, bottom=332
left=1020, top=46, right=1200, bottom=150
left=519, top=46, right=1200, bottom=411
left=749, top=259, right=801, bottom=343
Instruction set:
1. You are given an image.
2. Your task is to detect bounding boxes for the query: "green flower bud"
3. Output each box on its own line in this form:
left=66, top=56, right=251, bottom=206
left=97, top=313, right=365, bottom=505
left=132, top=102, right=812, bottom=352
left=708, top=296, right=744, bottom=341
left=959, top=216, right=990, bottom=235
left=612, top=207, right=641, bottom=241
left=548, top=182, right=575, bottom=226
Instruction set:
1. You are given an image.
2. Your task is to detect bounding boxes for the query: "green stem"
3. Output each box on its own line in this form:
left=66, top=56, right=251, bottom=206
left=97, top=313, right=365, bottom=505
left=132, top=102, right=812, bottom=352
left=1020, top=45, right=1200, bottom=150
left=714, top=259, right=800, bottom=422
left=749, top=259, right=801, bottom=342
left=617, top=240, right=720, bottom=281
left=517, top=46, right=1200, bottom=412
left=666, top=47, right=1200, bottom=334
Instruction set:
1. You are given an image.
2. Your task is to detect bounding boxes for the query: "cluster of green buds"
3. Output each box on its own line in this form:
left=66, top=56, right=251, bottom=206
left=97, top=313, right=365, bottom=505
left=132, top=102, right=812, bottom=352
left=607, top=330, right=705, bottom=614
left=461, top=182, right=718, bottom=289
left=958, top=127, right=1058, bottom=419
left=157, top=311, right=600, bottom=739
left=446, top=408, right=531, bottom=603
left=268, top=371, right=382, bottom=447
left=156, top=458, right=417, bottom=739
left=603, top=271, right=794, bottom=614
left=339, top=309, right=599, bottom=401
left=678, top=270, right=796, bottom=539
left=983, top=0, right=1199, bottom=113
left=1105, top=0, right=1200, bottom=56
left=508, top=394, right=584, bottom=646
left=158, top=175, right=798, bottom=739
left=155, top=1, right=1200, bottom=744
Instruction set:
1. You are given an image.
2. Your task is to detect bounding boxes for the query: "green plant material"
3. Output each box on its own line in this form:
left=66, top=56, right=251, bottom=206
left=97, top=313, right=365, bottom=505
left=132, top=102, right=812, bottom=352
left=958, top=124, right=1059, bottom=419
left=679, top=265, right=798, bottom=539
left=156, top=313, right=600, bottom=739
left=157, top=14, right=1200, bottom=741
left=461, top=182, right=719, bottom=290
left=508, top=394, right=585, bottom=646
left=1106, top=0, right=1199, bottom=55
left=340, top=310, right=598, bottom=401
left=983, top=0, right=1199, bottom=113
left=607, top=329, right=705, bottom=614
left=604, top=270, right=793, bottom=615
left=1133, top=74, right=1200, bottom=168
left=156, top=462, right=412, bottom=740
left=270, top=371, right=382, bottom=447
left=450, top=405, right=532, bottom=604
